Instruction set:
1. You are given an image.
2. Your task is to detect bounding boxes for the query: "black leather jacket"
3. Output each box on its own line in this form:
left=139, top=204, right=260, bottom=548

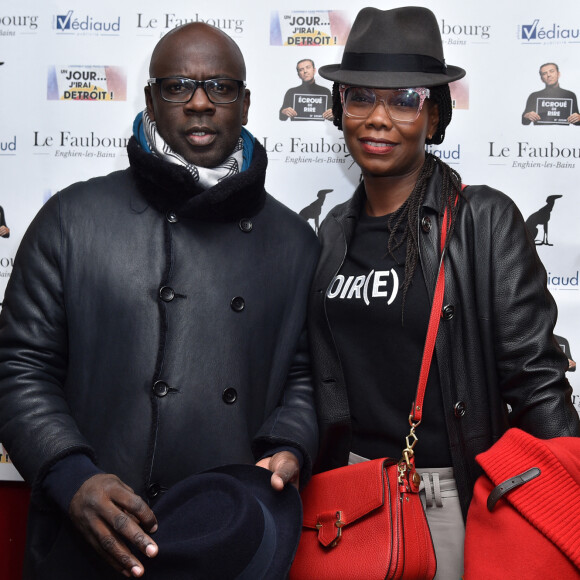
left=0, top=138, right=320, bottom=578
left=309, top=164, right=580, bottom=517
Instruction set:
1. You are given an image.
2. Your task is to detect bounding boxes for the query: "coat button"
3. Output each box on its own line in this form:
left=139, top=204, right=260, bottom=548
left=222, top=388, right=238, bottom=404
left=147, top=483, right=163, bottom=499
left=166, top=211, right=178, bottom=223
left=230, top=296, right=245, bottom=312
left=153, top=380, right=169, bottom=397
left=442, top=304, right=454, bottom=319
left=239, top=218, right=253, bottom=233
left=454, top=401, right=467, bottom=417
left=421, top=216, right=432, bottom=232
left=159, top=286, right=175, bottom=302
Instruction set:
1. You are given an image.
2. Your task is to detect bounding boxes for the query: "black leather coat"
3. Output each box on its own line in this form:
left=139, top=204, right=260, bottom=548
left=0, top=138, right=319, bottom=577
left=309, top=164, right=580, bottom=518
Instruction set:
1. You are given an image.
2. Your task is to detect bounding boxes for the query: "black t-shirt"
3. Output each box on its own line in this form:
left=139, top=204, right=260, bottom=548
left=326, top=209, right=452, bottom=467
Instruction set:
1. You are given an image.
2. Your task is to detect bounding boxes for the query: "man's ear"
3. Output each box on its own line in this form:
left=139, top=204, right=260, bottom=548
left=144, top=86, right=155, bottom=121
left=241, top=89, right=251, bottom=126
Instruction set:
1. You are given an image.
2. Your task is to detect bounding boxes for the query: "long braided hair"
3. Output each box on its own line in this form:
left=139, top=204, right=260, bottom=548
left=331, top=82, right=462, bottom=316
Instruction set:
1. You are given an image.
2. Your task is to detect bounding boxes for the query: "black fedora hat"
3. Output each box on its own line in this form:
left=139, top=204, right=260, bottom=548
left=145, top=464, right=302, bottom=579
left=319, top=6, right=466, bottom=88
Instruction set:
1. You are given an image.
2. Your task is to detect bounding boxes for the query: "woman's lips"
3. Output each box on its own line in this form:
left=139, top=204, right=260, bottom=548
left=359, top=138, right=396, bottom=154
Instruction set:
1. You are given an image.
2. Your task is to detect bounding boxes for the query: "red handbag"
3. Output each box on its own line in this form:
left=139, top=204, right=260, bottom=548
left=289, top=457, right=436, bottom=580
left=290, top=205, right=456, bottom=580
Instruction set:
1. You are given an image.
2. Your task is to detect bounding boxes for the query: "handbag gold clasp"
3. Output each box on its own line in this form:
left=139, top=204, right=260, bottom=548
left=316, top=510, right=345, bottom=548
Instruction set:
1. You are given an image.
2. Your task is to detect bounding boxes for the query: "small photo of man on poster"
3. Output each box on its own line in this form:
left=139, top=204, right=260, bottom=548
left=279, top=59, right=333, bottom=121
left=522, top=62, right=580, bottom=125
left=0, top=206, right=10, bottom=238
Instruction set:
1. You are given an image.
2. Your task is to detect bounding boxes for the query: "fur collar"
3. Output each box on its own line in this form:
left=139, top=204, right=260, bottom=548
left=127, top=136, right=267, bottom=221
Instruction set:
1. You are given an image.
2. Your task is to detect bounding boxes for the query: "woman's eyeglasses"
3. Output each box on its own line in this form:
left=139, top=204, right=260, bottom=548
left=339, top=86, right=430, bottom=122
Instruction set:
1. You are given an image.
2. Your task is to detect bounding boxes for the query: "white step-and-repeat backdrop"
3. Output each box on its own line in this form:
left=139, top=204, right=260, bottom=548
left=1, top=0, right=579, bottom=479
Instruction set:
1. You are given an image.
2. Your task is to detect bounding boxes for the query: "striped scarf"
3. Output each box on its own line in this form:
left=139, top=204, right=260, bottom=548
left=133, top=109, right=254, bottom=191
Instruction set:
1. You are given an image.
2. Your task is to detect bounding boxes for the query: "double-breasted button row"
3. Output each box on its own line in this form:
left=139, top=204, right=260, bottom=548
left=152, top=385, right=238, bottom=404
left=161, top=286, right=245, bottom=313
left=167, top=212, right=250, bottom=232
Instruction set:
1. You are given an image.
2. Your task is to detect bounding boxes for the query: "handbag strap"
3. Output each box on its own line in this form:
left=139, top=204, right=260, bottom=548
left=411, top=203, right=452, bottom=425
left=401, top=190, right=461, bottom=470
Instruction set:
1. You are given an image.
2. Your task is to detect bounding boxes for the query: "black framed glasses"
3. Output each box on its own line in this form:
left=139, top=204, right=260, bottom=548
left=339, top=85, right=430, bottom=122
left=147, top=77, right=246, bottom=104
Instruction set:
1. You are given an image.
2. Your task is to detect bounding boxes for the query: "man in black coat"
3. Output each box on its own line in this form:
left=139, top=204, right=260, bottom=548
left=0, top=23, right=319, bottom=579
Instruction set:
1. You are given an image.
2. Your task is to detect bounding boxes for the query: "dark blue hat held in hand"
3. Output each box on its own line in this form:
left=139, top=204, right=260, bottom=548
left=145, top=464, right=302, bottom=580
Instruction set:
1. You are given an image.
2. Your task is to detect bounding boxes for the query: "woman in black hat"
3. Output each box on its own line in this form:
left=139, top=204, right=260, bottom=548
left=308, top=6, right=580, bottom=578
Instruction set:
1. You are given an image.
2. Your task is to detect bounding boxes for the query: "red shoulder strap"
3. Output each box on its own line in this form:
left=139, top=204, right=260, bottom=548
left=411, top=188, right=463, bottom=424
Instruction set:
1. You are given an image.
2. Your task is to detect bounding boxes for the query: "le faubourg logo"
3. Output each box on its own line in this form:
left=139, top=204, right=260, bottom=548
left=518, top=19, right=580, bottom=43
left=439, top=19, right=491, bottom=44
left=0, top=14, right=38, bottom=35
left=54, top=10, right=120, bottom=34
left=488, top=141, right=578, bottom=168
left=263, top=135, right=351, bottom=166
left=0, top=256, right=15, bottom=280
left=33, top=131, right=129, bottom=159
left=0, top=256, right=14, bottom=270
left=136, top=13, right=244, bottom=34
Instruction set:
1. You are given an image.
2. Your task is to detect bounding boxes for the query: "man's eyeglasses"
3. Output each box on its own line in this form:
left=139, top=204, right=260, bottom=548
left=339, top=86, right=430, bottom=123
left=147, top=77, right=246, bottom=104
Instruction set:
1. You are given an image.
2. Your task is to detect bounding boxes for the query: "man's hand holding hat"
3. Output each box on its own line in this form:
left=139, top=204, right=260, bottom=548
left=256, top=450, right=300, bottom=490
left=69, top=473, right=159, bottom=578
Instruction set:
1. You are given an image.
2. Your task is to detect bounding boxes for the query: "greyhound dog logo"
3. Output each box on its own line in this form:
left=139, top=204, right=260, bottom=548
left=299, top=188, right=332, bottom=233
left=525, top=194, right=562, bottom=246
